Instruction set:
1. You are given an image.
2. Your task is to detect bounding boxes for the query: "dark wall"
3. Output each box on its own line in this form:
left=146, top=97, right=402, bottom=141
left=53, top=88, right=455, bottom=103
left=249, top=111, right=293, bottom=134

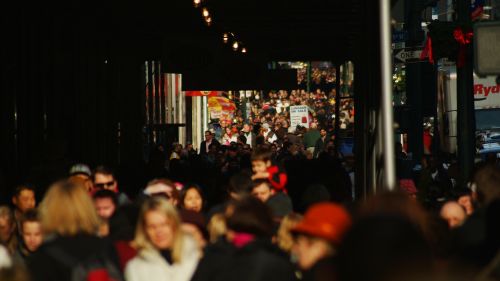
left=0, top=4, right=147, bottom=200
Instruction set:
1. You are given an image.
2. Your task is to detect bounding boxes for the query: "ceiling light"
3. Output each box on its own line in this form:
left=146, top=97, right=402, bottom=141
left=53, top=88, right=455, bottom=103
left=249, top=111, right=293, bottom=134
left=241, top=48, right=247, bottom=53
left=193, top=0, right=201, bottom=7
left=202, top=8, right=209, bottom=18
left=223, top=33, right=229, bottom=43
left=232, top=41, right=239, bottom=51
left=205, top=16, right=212, bottom=25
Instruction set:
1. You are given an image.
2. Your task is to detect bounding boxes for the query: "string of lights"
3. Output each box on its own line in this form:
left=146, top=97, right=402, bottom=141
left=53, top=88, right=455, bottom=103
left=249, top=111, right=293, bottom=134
left=193, top=0, right=247, bottom=54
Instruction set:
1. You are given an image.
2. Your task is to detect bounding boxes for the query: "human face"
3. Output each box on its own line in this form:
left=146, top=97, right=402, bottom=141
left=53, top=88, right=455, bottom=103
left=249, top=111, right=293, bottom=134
left=458, top=195, right=474, bottom=215
left=13, top=189, right=36, bottom=213
left=205, top=132, right=213, bottom=141
left=251, top=183, right=274, bottom=203
left=252, top=160, right=270, bottom=174
left=94, top=197, right=116, bottom=220
left=184, top=188, right=203, bottom=213
left=145, top=210, right=175, bottom=250
left=292, top=235, right=330, bottom=270
left=320, top=129, right=327, bottom=137
left=94, top=173, right=117, bottom=192
left=242, top=124, right=250, bottom=133
left=0, top=217, right=14, bottom=243
left=22, top=221, right=43, bottom=252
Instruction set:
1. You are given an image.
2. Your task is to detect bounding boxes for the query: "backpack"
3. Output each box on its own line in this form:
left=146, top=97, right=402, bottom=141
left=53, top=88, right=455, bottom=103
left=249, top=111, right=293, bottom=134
left=46, top=246, right=124, bottom=281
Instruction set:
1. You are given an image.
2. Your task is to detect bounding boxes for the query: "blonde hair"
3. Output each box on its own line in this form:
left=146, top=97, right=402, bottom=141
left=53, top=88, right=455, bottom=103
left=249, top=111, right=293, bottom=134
left=134, top=197, right=185, bottom=263
left=39, top=180, right=100, bottom=236
left=277, top=213, right=303, bottom=253
left=207, top=213, right=227, bottom=244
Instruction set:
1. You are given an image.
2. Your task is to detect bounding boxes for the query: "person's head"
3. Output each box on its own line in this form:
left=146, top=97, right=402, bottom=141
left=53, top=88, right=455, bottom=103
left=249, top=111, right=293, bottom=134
left=39, top=180, right=100, bottom=236
left=291, top=203, right=351, bottom=270
left=69, top=163, right=92, bottom=181
left=251, top=148, right=273, bottom=174
left=251, top=180, right=274, bottom=203
left=228, top=171, right=253, bottom=200
left=0, top=206, right=15, bottom=244
left=207, top=213, right=227, bottom=244
left=472, top=163, right=500, bottom=206
left=144, top=178, right=179, bottom=206
left=93, top=189, right=118, bottom=221
left=204, top=130, right=213, bottom=142
left=12, top=185, right=36, bottom=214
left=320, top=128, right=327, bottom=137
left=242, top=123, right=251, bottom=133
left=440, top=201, right=466, bottom=229
left=277, top=213, right=303, bottom=253
left=226, top=196, right=274, bottom=238
left=68, top=175, right=94, bottom=194
left=134, top=197, right=184, bottom=262
left=93, top=166, right=118, bottom=192
left=457, top=193, right=474, bottom=215
left=179, top=185, right=204, bottom=213
left=20, top=209, right=42, bottom=253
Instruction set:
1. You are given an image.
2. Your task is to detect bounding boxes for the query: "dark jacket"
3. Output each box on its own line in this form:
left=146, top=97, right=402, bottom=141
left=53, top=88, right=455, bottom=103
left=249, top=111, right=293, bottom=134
left=313, top=136, right=328, bottom=158
left=199, top=139, right=221, bottom=155
left=302, top=257, right=337, bottom=281
left=191, top=238, right=296, bottom=281
left=28, top=234, right=121, bottom=281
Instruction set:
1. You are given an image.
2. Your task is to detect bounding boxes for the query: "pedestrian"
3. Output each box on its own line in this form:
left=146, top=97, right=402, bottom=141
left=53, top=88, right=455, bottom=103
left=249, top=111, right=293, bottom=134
left=125, top=197, right=200, bottom=281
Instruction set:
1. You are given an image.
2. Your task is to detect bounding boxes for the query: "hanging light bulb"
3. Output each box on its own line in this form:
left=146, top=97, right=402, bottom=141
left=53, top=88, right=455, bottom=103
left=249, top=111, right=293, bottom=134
left=205, top=16, right=212, bottom=26
left=241, top=47, right=247, bottom=53
left=202, top=8, right=209, bottom=18
left=232, top=41, right=239, bottom=51
left=223, top=33, right=229, bottom=43
left=193, top=0, right=201, bottom=7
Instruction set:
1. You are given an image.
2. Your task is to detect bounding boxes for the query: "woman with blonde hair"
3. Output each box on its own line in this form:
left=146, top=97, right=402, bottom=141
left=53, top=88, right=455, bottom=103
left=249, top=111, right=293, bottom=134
left=125, top=197, right=200, bottom=281
left=28, top=180, right=122, bottom=281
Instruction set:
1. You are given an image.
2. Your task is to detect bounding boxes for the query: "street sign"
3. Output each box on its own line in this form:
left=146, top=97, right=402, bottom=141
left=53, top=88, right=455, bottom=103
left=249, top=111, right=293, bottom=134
left=392, top=30, right=408, bottom=43
left=394, top=47, right=424, bottom=64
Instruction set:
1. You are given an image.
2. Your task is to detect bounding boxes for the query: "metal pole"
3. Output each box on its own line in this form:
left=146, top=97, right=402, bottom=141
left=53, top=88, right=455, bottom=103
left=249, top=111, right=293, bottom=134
left=456, top=0, right=475, bottom=187
left=379, top=0, right=397, bottom=190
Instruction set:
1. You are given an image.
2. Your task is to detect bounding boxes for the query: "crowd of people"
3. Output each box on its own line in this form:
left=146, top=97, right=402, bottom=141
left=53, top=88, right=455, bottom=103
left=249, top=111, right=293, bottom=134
left=1, top=137, right=500, bottom=281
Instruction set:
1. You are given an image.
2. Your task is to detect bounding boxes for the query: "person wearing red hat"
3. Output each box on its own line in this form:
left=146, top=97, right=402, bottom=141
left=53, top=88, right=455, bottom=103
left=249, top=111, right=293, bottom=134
left=291, top=202, right=351, bottom=281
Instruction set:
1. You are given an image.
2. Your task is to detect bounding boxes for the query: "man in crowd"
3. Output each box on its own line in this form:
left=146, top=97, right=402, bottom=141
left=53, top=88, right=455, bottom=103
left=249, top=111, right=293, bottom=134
left=251, top=179, right=274, bottom=203
left=440, top=201, right=467, bottom=229
left=313, top=128, right=328, bottom=158
left=241, top=123, right=256, bottom=148
left=93, top=166, right=130, bottom=206
left=11, top=185, right=36, bottom=233
left=93, top=189, right=118, bottom=237
left=0, top=206, right=17, bottom=255
left=292, top=202, right=351, bottom=281
left=200, top=130, right=220, bottom=155
left=14, top=209, right=43, bottom=264
left=303, top=122, right=321, bottom=155
left=262, top=123, right=278, bottom=144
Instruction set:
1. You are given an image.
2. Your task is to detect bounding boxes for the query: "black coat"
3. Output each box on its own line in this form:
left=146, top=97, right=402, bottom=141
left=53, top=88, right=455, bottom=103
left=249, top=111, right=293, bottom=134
left=28, top=234, right=121, bottom=281
left=191, top=238, right=296, bottom=281
left=199, top=139, right=221, bottom=155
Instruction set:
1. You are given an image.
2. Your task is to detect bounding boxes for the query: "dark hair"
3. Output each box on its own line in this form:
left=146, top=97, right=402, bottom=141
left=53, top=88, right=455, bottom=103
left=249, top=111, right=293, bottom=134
left=179, top=184, right=205, bottom=211
left=13, top=184, right=35, bottom=198
left=93, top=189, right=118, bottom=206
left=92, top=165, right=115, bottom=181
left=238, top=135, right=247, bottom=144
left=21, top=209, right=40, bottom=227
left=228, top=171, right=253, bottom=194
left=226, top=196, right=274, bottom=237
left=473, top=163, right=500, bottom=206
left=251, top=148, right=273, bottom=162
left=252, top=179, right=271, bottom=192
